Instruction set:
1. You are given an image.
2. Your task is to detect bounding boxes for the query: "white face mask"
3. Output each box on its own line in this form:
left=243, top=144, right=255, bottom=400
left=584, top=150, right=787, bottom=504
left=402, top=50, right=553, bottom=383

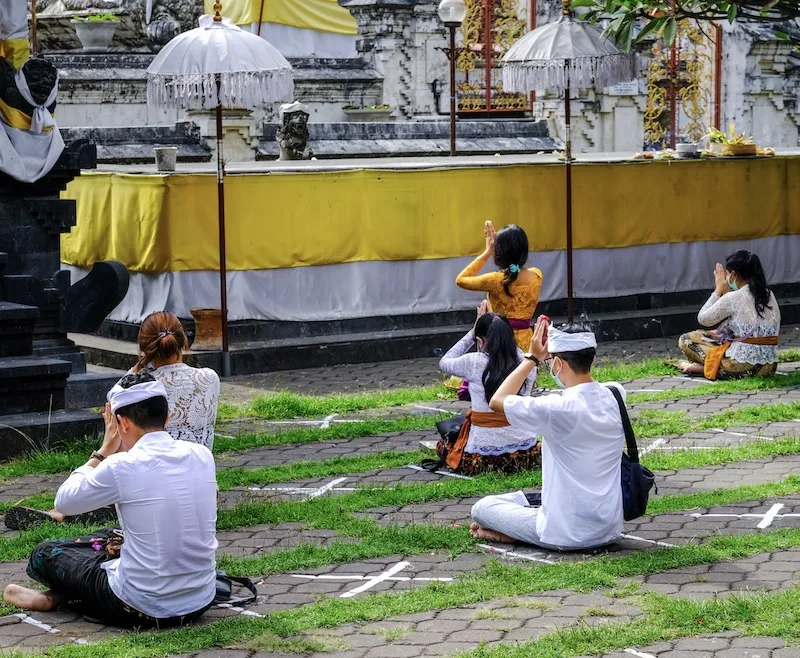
left=549, top=357, right=566, bottom=388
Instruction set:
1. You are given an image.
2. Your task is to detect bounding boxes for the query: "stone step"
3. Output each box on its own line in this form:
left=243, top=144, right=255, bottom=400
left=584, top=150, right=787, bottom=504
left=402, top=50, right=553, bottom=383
left=0, top=356, right=73, bottom=415
left=0, top=408, right=102, bottom=461
left=65, top=368, right=125, bottom=409
left=70, top=297, right=798, bottom=376
left=0, top=301, right=38, bottom=358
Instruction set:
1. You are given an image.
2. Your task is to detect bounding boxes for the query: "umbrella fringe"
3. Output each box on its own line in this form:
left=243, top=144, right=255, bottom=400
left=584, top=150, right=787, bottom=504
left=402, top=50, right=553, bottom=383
left=146, top=70, right=294, bottom=110
left=502, top=54, right=637, bottom=92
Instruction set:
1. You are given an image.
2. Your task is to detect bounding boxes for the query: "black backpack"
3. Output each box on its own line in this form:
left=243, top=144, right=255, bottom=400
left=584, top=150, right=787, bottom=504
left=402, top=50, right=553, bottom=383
left=607, top=385, right=657, bottom=521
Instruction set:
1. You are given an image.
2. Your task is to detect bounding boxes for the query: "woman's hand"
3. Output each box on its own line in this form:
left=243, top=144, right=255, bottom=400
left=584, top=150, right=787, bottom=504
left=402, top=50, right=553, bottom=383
left=484, top=221, right=496, bottom=253
left=713, top=263, right=729, bottom=296
left=471, top=300, right=489, bottom=337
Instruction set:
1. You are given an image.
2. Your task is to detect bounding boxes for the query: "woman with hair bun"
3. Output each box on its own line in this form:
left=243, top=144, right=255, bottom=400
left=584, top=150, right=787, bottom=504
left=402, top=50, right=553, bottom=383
left=678, top=250, right=781, bottom=380
left=456, top=221, right=543, bottom=350
left=133, top=311, right=220, bottom=450
left=4, top=312, right=220, bottom=531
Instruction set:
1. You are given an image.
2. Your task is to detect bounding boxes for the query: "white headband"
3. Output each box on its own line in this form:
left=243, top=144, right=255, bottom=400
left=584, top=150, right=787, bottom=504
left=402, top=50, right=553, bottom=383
left=547, top=324, right=597, bottom=353
left=15, top=68, right=59, bottom=134
left=107, top=380, right=168, bottom=414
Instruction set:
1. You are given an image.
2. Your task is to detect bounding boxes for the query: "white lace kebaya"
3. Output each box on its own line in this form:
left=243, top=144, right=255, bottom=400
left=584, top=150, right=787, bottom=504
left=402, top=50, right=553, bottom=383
left=128, top=363, right=220, bottom=450
left=698, top=284, right=781, bottom=365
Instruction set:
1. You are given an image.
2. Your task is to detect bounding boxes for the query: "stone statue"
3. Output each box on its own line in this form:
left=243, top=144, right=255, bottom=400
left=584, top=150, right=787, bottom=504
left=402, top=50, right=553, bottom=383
left=0, top=0, right=64, bottom=183
left=277, top=102, right=313, bottom=161
left=33, top=0, right=202, bottom=46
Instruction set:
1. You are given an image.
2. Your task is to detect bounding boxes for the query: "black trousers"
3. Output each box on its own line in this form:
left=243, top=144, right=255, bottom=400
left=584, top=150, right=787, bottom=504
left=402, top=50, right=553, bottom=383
left=27, top=529, right=210, bottom=629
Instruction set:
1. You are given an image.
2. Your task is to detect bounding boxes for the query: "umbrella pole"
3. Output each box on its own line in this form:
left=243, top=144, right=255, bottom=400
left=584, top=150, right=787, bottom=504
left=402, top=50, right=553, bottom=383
left=564, top=82, right=574, bottom=323
left=215, top=75, right=231, bottom=378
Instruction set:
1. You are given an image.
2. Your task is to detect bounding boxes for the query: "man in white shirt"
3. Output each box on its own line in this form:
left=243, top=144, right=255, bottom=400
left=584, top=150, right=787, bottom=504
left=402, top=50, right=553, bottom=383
left=469, top=319, right=625, bottom=551
left=3, top=372, right=218, bottom=627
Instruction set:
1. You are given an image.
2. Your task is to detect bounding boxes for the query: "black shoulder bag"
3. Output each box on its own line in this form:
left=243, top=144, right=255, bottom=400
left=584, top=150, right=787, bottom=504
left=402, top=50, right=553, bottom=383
left=606, top=385, right=657, bottom=521
left=215, top=571, right=259, bottom=605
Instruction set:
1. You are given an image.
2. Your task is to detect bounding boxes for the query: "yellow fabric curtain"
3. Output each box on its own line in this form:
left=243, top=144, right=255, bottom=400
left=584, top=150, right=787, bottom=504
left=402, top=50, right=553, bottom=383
left=205, top=0, right=357, bottom=35
left=60, top=157, right=800, bottom=273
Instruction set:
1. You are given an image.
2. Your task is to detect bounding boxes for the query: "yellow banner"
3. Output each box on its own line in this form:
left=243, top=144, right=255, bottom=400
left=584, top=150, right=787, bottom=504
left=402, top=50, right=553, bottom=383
left=61, top=157, right=800, bottom=273
left=205, top=0, right=357, bottom=35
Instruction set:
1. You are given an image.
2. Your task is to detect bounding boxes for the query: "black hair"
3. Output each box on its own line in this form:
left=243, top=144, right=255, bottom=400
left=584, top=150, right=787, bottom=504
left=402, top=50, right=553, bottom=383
left=725, top=250, right=771, bottom=317
left=550, top=322, right=596, bottom=375
left=493, top=224, right=529, bottom=296
left=115, top=372, right=169, bottom=431
left=475, top=313, right=522, bottom=404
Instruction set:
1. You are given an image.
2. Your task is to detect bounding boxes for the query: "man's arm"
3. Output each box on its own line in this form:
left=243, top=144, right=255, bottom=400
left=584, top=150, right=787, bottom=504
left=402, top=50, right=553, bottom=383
left=55, top=402, right=123, bottom=516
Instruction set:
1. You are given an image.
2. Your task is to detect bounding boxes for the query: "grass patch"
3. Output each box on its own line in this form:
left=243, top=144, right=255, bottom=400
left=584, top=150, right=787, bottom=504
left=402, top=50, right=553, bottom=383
left=460, top=588, right=800, bottom=657
left=219, top=385, right=453, bottom=421
left=0, top=492, right=56, bottom=514
left=582, top=606, right=623, bottom=617
left=364, top=626, right=412, bottom=641
left=38, top=529, right=800, bottom=658
left=216, top=450, right=427, bottom=491
left=471, top=609, right=517, bottom=620
left=628, top=370, right=800, bottom=404
left=780, top=349, right=800, bottom=363
left=241, top=630, right=350, bottom=653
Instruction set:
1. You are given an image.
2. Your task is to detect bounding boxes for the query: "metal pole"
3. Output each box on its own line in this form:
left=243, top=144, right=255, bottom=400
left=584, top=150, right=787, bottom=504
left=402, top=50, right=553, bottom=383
left=31, top=0, right=38, bottom=57
left=483, top=0, right=492, bottom=115
left=564, top=82, right=574, bottom=323
left=215, top=74, right=231, bottom=378
left=448, top=24, right=457, bottom=156
left=713, top=24, right=723, bottom=130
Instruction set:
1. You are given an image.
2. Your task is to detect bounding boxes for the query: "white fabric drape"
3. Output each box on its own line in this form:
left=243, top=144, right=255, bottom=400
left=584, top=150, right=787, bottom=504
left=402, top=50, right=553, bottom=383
left=62, top=234, right=800, bottom=323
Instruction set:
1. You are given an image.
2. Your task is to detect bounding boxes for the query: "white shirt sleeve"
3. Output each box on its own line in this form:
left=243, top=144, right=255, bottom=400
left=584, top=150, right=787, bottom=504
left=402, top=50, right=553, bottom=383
left=54, top=462, right=122, bottom=516
left=503, top=394, right=553, bottom=436
left=697, top=291, right=737, bottom=327
left=439, top=332, right=480, bottom=379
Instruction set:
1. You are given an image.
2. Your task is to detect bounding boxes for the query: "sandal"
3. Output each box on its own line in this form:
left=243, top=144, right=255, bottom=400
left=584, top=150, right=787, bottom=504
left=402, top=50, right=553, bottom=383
left=4, top=506, right=118, bottom=531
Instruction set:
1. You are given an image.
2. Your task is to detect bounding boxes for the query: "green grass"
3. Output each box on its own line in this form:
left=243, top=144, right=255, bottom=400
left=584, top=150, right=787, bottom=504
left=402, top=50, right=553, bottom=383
left=628, top=369, right=800, bottom=404
left=215, top=450, right=427, bottom=491
left=218, top=385, right=454, bottom=421
left=459, top=588, right=800, bottom=658
left=37, top=529, right=800, bottom=658
left=779, top=348, right=800, bottom=362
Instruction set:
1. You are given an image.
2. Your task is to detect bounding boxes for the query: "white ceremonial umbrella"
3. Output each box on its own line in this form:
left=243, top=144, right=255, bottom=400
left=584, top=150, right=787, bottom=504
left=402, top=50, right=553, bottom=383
left=502, top=0, right=636, bottom=322
left=146, top=2, right=293, bottom=376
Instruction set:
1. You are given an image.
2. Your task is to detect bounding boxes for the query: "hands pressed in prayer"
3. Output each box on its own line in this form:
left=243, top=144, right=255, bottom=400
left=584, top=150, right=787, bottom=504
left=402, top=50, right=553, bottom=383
left=529, top=316, right=550, bottom=362
left=100, top=402, right=122, bottom=458
left=472, top=300, right=490, bottom=337
left=483, top=220, right=496, bottom=253
left=713, top=263, right=729, bottom=297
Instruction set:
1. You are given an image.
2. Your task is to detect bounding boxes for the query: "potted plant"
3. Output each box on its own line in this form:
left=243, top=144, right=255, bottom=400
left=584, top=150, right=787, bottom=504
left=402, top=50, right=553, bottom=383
left=706, top=122, right=757, bottom=157
left=71, top=13, right=120, bottom=53
left=342, top=104, right=394, bottom=122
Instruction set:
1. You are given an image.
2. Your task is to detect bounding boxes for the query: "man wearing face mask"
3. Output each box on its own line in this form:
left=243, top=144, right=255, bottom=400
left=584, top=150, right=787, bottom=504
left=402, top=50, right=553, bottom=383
left=3, top=372, right=218, bottom=627
left=468, top=318, right=625, bottom=551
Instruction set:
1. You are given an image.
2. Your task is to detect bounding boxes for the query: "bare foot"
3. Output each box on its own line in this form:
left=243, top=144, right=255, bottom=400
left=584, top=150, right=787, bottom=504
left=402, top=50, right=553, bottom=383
left=47, top=509, right=66, bottom=523
left=3, top=584, right=65, bottom=612
left=469, top=522, right=516, bottom=544
left=679, top=363, right=704, bottom=375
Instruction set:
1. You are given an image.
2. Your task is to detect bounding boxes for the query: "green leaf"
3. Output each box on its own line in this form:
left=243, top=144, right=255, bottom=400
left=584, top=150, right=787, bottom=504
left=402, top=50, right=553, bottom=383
left=604, top=0, right=616, bottom=14
left=634, top=17, right=664, bottom=43
left=618, top=19, right=634, bottom=52
left=727, top=3, right=737, bottom=24
left=663, top=16, right=677, bottom=46
left=774, top=30, right=789, bottom=40
left=570, top=0, right=599, bottom=8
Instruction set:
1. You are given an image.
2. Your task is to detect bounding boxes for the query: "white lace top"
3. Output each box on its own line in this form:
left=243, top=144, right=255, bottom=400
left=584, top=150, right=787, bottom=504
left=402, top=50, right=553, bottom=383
left=439, top=332, right=537, bottom=456
left=128, top=363, right=220, bottom=450
left=697, top=285, right=781, bottom=365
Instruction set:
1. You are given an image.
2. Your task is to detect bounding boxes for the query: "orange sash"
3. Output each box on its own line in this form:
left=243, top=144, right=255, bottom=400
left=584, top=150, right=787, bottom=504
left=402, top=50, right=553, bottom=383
left=445, top=409, right=510, bottom=470
left=703, top=336, right=779, bottom=381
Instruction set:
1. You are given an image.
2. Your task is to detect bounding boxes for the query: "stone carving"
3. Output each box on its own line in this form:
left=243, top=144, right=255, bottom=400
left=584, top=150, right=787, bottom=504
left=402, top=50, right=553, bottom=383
left=0, top=57, right=57, bottom=114
left=277, top=101, right=313, bottom=161
left=33, top=0, right=202, bottom=46
left=60, top=260, right=130, bottom=333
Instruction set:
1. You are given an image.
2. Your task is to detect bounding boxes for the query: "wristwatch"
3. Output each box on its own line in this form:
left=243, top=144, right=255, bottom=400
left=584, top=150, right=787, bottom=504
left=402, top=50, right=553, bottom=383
left=90, top=451, right=106, bottom=462
left=524, top=354, right=540, bottom=366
